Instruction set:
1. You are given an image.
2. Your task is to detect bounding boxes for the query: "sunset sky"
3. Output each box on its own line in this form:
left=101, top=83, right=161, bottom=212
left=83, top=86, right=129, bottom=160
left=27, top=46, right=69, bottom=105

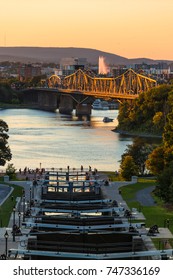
left=1, top=0, right=173, bottom=60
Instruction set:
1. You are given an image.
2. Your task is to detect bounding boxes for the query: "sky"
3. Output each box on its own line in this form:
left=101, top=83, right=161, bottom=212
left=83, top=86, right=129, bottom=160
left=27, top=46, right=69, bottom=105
left=1, top=0, right=173, bottom=60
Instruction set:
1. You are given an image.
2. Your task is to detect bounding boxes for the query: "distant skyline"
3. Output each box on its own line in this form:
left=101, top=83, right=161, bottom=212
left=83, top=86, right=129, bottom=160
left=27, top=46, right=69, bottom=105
left=1, top=0, right=173, bottom=60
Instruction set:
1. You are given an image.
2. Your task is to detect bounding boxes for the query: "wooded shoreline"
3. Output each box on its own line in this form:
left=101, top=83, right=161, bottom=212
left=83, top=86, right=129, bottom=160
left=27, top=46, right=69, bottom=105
left=112, top=127, right=162, bottom=139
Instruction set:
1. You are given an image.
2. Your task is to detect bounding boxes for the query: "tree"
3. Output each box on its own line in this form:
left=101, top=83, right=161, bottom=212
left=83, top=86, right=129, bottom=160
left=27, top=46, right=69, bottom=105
left=0, top=120, right=12, bottom=166
left=163, top=111, right=173, bottom=148
left=117, top=84, right=173, bottom=135
left=121, top=138, right=154, bottom=175
left=6, top=163, right=16, bottom=179
left=119, top=155, right=138, bottom=181
left=156, top=163, right=173, bottom=203
left=152, top=112, right=164, bottom=132
left=145, top=146, right=165, bottom=175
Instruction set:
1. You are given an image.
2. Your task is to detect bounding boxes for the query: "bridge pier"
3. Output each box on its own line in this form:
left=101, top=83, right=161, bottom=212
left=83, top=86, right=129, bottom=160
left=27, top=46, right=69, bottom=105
left=38, top=92, right=58, bottom=111
left=22, top=89, right=58, bottom=111
left=76, top=104, right=92, bottom=119
left=59, top=95, right=73, bottom=115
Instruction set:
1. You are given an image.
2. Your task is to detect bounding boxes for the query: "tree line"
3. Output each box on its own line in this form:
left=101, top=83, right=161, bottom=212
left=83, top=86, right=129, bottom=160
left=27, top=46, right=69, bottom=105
left=117, top=84, right=173, bottom=203
left=1, top=82, right=173, bottom=203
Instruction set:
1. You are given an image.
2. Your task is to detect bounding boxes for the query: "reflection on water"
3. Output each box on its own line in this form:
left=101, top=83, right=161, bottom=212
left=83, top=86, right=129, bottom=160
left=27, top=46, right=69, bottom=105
left=1, top=108, right=133, bottom=171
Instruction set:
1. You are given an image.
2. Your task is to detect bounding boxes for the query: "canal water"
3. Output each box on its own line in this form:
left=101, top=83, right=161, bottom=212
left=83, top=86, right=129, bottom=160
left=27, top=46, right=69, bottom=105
left=0, top=108, right=134, bottom=172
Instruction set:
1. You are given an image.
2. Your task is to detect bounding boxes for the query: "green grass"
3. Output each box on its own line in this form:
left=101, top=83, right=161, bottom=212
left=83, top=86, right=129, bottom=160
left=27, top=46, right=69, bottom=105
left=101, top=171, right=120, bottom=181
left=120, top=180, right=173, bottom=234
left=0, top=183, right=23, bottom=227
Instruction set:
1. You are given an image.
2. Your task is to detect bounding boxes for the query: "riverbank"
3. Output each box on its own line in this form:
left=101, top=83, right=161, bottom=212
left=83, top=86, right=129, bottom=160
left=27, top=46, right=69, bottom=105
left=112, top=127, right=162, bottom=139
left=0, top=103, right=38, bottom=109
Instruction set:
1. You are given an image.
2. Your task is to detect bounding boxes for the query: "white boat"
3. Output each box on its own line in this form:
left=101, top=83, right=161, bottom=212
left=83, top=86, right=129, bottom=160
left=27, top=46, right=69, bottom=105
left=103, top=117, right=114, bottom=123
left=92, top=99, right=109, bottom=110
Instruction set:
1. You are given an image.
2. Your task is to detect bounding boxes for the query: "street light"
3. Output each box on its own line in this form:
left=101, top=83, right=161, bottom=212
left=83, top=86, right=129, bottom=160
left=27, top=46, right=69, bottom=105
left=13, top=206, right=16, bottom=242
left=23, top=195, right=25, bottom=222
left=4, top=230, right=9, bottom=259
left=18, top=212, right=21, bottom=228
left=30, top=187, right=32, bottom=210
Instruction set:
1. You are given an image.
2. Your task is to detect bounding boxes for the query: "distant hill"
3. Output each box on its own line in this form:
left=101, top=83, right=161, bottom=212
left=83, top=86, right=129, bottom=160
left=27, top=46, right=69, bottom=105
left=0, top=47, right=172, bottom=65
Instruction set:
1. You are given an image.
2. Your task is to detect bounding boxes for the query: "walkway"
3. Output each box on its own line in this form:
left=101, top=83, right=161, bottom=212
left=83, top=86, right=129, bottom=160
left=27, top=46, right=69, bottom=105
left=101, top=181, right=173, bottom=252
left=0, top=180, right=33, bottom=257
left=101, top=181, right=132, bottom=210
left=0, top=177, right=172, bottom=259
left=135, top=186, right=156, bottom=206
left=0, top=184, right=13, bottom=206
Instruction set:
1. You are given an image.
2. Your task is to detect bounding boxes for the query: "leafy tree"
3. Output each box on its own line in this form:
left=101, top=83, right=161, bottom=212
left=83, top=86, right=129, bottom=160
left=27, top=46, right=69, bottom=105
left=156, top=163, right=173, bottom=203
left=120, top=138, right=154, bottom=175
left=118, top=84, right=173, bottom=201
left=28, top=75, right=47, bottom=87
left=148, top=91, right=173, bottom=202
left=0, top=120, right=12, bottom=166
left=152, top=112, right=164, bottom=132
left=6, top=163, right=16, bottom=179
left=117, top=84, right=173, bottom=135
left=0, top=84, right=13, bottom=103
left=145, top=146, right=165, bottom=175
left=163, top=111, right=173, bottom=148
left=119, top=155, right=138, bottom=181
left=163, top=146, right=173, bottom=167
left=0, top=83, right=21, bottom=104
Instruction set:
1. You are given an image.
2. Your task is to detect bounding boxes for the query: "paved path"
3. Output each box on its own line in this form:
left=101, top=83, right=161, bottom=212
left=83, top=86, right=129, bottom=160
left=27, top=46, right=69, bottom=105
left=0, top=184, right=13, bottom=206
left=101, top=181, right=146, bottom=220
left=101, top=181, right=132, bottom=209
left=135, top=186, right=156, bottom=206
left=0, top=180, right=34, bottom=257
left=0, top=178, right=172, bottom=259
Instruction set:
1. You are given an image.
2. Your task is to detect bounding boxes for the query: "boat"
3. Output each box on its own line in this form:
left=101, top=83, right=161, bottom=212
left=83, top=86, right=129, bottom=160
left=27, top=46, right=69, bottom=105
left=103, top=117, right=114, bottom=123
left=92, top=99, right=109, bottom=110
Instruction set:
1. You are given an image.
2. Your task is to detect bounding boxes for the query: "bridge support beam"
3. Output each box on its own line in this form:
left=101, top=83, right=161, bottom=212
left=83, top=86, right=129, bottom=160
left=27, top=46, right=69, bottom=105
left=38, top=92, right=58, bottom=111
left=22, top=89, right=58, bottom=111
left=76, top=104, right=92, bottom=119
left=59, top=95, right=73, bottom=115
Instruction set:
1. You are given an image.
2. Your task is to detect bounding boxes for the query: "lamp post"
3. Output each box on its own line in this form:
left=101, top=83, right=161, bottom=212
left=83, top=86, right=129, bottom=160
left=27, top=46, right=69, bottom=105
left=4, top=230, right=9, bottom=259
left=18, top=212, right=21, bottom=228
left=23, top=195, right=25, bottom=222
left=0, top=206, right=2, bottom=227
left=13, top=206, right=16, bottom=242
left=30, top=187, right=32, bottom=210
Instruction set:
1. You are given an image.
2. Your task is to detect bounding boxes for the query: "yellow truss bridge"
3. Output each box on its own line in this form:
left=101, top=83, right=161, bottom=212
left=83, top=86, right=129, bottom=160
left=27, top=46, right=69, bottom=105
left=48, top=69, right=157, bottom=100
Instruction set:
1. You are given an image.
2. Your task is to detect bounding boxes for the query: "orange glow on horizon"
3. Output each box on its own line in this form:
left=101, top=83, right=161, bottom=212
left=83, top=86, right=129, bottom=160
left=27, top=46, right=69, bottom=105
left=1, top=0, right=173, bottom=60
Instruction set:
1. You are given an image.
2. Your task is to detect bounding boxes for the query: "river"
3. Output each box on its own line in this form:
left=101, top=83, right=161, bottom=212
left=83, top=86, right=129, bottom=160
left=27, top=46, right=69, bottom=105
left=0, top=108, right=135, bottom=172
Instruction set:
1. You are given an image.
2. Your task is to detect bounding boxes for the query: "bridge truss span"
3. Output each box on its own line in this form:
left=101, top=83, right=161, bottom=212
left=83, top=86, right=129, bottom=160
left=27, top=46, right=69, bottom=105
left=48, top=68, right=157, bottom=100
left=48, top=74, right=61, bottom=88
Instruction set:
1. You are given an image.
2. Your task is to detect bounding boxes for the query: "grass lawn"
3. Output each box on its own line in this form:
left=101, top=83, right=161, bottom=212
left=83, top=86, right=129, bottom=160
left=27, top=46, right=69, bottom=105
left=0, top=183, right=23, bottom=227
left=119, top=179, right=173, bottom=249
left=119, top=179, right=173, bottom=232
left=102, top=171, right=120, bottom=181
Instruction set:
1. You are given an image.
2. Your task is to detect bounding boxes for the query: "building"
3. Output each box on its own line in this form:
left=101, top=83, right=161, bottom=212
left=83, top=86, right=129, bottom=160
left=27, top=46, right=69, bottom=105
left=60, top=57, right=88, bottom=76
left=18, top=64, right=41, bottom=81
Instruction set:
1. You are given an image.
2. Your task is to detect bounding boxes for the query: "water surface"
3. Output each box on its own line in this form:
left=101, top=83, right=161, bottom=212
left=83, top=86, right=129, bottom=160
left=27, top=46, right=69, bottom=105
left=0, top=109, right=133, bottom=171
